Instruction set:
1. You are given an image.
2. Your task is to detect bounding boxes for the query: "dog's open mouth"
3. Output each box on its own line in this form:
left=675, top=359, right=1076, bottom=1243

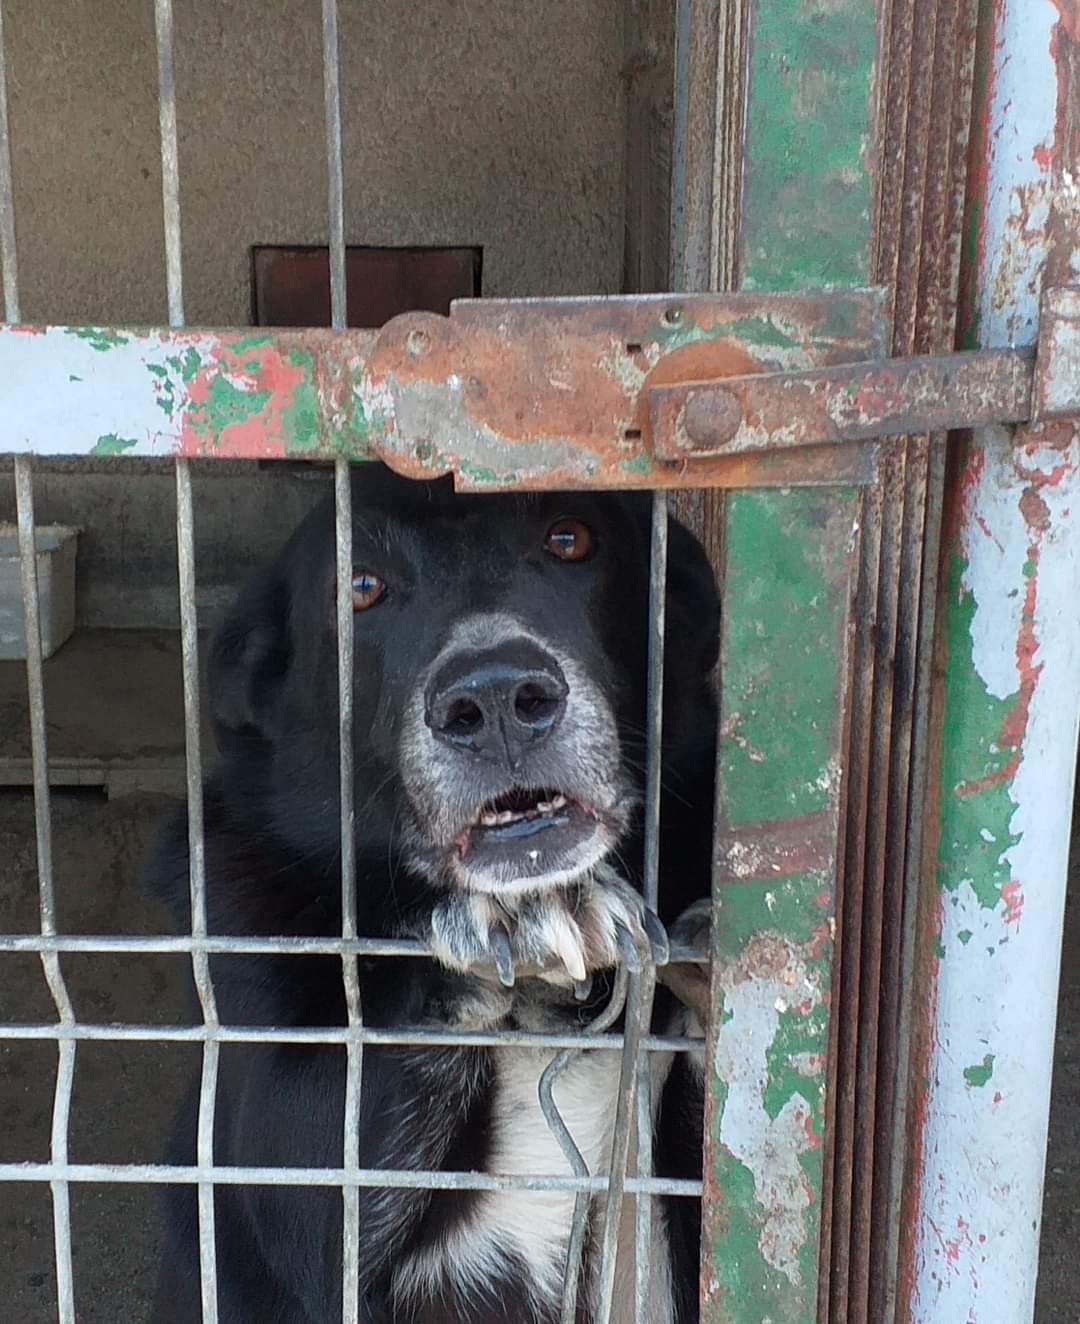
left=451, top=786, right=604, bottom=886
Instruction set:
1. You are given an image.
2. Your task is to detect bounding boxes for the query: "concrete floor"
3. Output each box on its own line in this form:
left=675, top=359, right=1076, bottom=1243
left=0, top=783, right=1077, bottom=1321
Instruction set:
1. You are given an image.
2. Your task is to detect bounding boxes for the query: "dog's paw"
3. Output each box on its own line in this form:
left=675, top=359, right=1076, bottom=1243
left=427, top=875, right=668, bottom=989
left=658, top=896, right=712, bottom=1022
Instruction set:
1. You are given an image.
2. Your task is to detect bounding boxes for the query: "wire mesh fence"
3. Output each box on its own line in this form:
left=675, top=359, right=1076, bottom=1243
left=0, top=3, right=709, bottom=1322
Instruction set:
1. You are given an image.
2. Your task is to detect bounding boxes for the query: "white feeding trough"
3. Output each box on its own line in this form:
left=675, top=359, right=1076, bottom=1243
left=0, top=524, right=79, bottom=661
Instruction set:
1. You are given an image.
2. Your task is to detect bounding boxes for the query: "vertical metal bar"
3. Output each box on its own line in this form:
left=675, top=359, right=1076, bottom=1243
left=633, top=489, right=668, bottom=1321
left=642, top=493, right=667, bottom=917
left=322, top=3, right=361, bottom=1318
left=0, top=0, right=19, bottom=322
left=902, top=3, right=1080, bottom=1320
left=322, top=0, right=347, bottom=332
left=540, top=965, right=631, bottom=1324
left=334, top=458, right=363, bottom=1324
left=154, top=6, right=218, bottom=1316
left=175, top=466, right=220, bottom=1324
left=153, top=0, right=183, bottom=328
left=15, top=457, right=76, bottom=1324
left=595, top=934, right=655, bottom=1324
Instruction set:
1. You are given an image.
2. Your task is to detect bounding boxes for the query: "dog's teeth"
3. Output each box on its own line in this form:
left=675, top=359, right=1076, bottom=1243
left=480, top=811, right=498, bottom=827
left=551, top=794, right=567, bottom=809
left=536, top=800, right=551, bottom=813
left=497, top=811, right=515, bottom=825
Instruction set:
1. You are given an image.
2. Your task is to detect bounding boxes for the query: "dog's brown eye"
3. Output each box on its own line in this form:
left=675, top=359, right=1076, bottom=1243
left=351, top=569, right=386, bottom=611
left=544, top=518, right=592, bottom=562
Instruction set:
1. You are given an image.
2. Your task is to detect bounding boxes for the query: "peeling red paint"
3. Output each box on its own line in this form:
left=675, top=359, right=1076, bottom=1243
left=1001, top=880, right=1024, bottom=925
left=806, top=922, right=832, bottom=961
left=1019, top=487, right=1051, bottom=531
left=180, top=344, right=311, bottom=459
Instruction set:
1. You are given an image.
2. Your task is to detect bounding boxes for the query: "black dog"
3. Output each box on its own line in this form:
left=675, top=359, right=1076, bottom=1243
left=149, top=467, right=718, bottom=1323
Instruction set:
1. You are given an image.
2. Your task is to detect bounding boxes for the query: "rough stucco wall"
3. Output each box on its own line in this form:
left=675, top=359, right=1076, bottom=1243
left=0, top=459, right=331, bottom=630
left=0, top=0, right=630, bottom=626
left=1, top=0, right=627, bottom=325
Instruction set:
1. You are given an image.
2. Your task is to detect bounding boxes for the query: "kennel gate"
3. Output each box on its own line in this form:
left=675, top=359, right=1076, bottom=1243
left=1, top=0, right=1079, bottom=1322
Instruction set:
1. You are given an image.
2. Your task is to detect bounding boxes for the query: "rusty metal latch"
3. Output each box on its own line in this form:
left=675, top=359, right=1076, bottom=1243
left=648, top=285, right=1080, bottom=459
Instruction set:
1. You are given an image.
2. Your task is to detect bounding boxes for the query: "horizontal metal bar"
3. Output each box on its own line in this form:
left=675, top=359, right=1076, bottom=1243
left=0, top=290, right=885, bottom=490
left=649, top=346, right=1036, bottom=458
left=0, top=1162, right=702, bottom=1197
left=0, top=1021, right=703, bottom=1053
left=0, top=932, right=709, bottom=963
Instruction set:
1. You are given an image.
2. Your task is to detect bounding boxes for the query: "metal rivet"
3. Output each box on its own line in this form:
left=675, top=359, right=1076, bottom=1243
left=682, top=387, right=743, bottom=449
left=406, top=329, right=431, bottom=357
left=662, top=306, right=683, bottom=327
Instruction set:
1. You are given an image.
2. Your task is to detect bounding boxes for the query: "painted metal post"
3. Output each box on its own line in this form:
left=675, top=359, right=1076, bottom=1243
left=690, top=1, right=883, bottom=1320
left=902, top=2, right=1080, bottom=1320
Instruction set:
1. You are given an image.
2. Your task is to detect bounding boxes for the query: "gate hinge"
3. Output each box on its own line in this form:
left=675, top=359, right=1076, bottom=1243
left=648, top=286, right=1080, bottom=458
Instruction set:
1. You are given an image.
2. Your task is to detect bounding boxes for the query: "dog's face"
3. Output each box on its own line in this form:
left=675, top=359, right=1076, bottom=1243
left=210, top=467, right=718, bottom=898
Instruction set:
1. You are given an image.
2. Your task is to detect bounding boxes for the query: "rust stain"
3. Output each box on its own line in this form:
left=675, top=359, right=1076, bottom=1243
left=651, top=348, right=1035, bottom=460
left=1048, top=0, right=1080, bottom=43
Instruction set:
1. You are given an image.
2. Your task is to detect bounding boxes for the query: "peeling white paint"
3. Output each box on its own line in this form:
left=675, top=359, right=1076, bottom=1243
left=713, top=942, right=821, bottom=1284
left=912, top=3, right=1080, bottom=1318
left=978, top=3, right=1058, bottom=350
left=914, top=424, right=1080, bottom=1323
left=0, top=328, right=219, bottom=455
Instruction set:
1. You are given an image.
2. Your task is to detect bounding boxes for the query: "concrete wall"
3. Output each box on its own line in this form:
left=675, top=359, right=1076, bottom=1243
left=0, top=0, right=636, bottom=626
left=1, top=0, right=628, bottom=323
left=0, top=459, right=331, bottom=630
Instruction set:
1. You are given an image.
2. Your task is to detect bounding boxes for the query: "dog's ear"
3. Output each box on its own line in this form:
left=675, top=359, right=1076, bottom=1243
left=208, top=569, right=291, bottom=748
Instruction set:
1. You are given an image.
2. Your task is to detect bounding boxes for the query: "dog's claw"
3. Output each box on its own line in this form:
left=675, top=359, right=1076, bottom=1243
left=489, top=924, right=516, bottom=988
left=573, top=975, right=594, bottom=1002
left=643, top=908, right=670, bottom=967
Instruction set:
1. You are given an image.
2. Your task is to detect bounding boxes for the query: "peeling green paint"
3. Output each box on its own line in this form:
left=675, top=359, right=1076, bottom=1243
left=764, top=1003, right=830, bottom=1121
left=703, top=1153, right=817, bottom=1321
left=230, top=333, right=274, bottom=354
left=727, top=316, right=799, bottom=350
left=457, top=459, right=521, bottom=486
left=706, top=485, right=855, bottom=1324
left=739, top=0, right=876, bottom=292
left=188, top=377, right=272, bottom=440
left=706, top=876, right=830, bottom=1319
left=936, top=553, right=1020, bottom=908
left=281, top=381, right=320, bottom=453
left=66, top=327, right=131, bottom=352
left=719, top=488, right=855, bottom=825
left=620, top=452, right=651, bottom=475
left=165, top=347, right=203, bottom=385
left=963, top=1054, right=995, bottom=1088
left=92, top=433, right=138, bottom=455
left=715, top=873, right=824, bottom=952
left=147, top=362, right=178, bottom=419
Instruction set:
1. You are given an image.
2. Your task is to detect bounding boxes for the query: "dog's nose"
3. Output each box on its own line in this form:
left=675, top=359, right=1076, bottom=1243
left=425, top=639, right=568, bottom=768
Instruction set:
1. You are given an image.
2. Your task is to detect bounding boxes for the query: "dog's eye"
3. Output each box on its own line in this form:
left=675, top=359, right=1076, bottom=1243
left=544, top=518, right=592, bottom=562
left=351, top=569, right=387, bottom=611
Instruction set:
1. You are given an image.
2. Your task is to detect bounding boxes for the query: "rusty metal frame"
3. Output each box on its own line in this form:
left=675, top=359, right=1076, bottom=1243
left=0, top=290, right=887, bottom=488
left=5, top=296, right=1079, bottom=485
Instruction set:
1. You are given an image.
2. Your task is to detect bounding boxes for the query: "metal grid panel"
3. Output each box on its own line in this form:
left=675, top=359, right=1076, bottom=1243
left=0, top=6, right=694, bottom=1322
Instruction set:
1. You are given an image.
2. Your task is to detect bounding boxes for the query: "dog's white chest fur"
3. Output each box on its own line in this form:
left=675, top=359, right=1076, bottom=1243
left=392, top=1047, right=675, bottom=1323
